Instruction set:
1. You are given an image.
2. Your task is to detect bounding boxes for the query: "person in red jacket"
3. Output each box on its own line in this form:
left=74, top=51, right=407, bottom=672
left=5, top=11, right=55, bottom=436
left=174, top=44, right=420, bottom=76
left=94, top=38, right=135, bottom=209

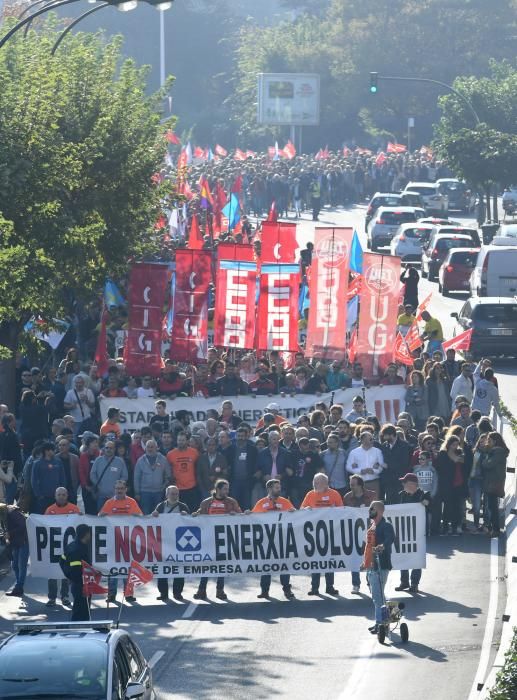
left=193, top=480, right=241, bottom=601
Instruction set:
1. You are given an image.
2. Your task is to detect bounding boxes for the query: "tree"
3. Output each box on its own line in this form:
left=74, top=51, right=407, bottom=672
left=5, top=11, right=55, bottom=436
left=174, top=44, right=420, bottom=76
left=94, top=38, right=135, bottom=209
left=0, top=18, right=173, bottom=406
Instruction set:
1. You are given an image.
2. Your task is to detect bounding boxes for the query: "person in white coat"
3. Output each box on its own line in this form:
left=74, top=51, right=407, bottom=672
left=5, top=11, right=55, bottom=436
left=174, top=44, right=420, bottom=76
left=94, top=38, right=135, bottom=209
left=450, top=363, right=474, bottom=409
left=346, top=432, right=385, bottom=498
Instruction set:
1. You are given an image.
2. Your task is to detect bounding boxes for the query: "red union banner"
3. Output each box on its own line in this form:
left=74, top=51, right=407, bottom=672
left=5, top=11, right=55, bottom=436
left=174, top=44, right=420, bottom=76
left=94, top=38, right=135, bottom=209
left=170, top=250, right=211, bottom=363
left=260, top=221, right=298, bottom=263
left=257, top=263, right=300, bottom=351
left=356, top=253, right=401, bottom=377
left=125, top=262, right=169, bottom=376
left=305, top=227, right=353, bottom=359
left=214, top=243, right=257, bottom=349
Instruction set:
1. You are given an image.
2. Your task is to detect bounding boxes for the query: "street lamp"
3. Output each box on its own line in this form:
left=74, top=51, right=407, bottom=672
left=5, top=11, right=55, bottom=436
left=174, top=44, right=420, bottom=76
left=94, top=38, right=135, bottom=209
left=0, top=0, right=175, bottom=51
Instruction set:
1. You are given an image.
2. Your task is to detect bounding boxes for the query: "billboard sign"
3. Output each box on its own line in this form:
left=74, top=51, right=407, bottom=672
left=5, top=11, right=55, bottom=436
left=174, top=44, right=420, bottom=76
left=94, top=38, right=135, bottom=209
left=257, top=73, right=320, bottom=126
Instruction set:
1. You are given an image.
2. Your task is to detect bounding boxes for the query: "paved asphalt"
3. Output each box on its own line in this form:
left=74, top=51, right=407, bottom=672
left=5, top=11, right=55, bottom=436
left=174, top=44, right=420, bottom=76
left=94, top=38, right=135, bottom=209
left=0, top=203, right=514, bottom=700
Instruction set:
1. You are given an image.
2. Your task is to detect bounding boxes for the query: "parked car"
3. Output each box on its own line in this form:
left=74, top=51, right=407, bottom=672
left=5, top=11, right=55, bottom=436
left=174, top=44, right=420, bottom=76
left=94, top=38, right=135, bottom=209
left=367, top=206, right=425, bottom=251
left=390, top=223, right=434, bottom=260
left=0, top=620, right=154, bottom=699
left=438, top=248, right=479, bottom=295
left=432, top=224, right=481, bottom=247
left=502, top=186, right=517, bottom=215
left=421, top=232, right=473, bottom=280
left=451, top=297, right=517, bottom=359
left=436, top=178, right=472, bottom=212
left=403, top=182, right=448, bottom=215
left=469, top=236, right=517, bottom=297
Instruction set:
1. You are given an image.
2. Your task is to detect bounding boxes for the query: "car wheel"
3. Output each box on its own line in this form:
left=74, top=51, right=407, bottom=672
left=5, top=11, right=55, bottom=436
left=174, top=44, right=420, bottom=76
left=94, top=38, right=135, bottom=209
left=371, top=242, right=378, bottom=252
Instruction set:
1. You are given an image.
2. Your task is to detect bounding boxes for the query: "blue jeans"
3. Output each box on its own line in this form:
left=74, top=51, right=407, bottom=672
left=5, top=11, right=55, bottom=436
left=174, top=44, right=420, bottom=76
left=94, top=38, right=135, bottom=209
left=351, top=571, right=361, bottom=587
left=469, top=478, right=483, bottom=526
left=366, top=568, right=389, bottom=624
left=11, top=544, right=29, bottom=590
left=139, top=491, right=163, bottom=515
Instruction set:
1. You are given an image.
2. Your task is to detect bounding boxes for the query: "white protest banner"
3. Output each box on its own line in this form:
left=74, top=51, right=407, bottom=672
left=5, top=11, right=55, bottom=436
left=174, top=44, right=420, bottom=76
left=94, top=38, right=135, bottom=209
left=27, top=504, right=425, bottom=580
left=99, top=385, right=405, bottom=431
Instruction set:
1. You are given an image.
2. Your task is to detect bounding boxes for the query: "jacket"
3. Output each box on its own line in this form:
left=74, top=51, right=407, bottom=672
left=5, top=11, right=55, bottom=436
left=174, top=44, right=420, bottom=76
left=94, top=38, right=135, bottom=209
left=31, top=457, right=66, bottom=499
left=471, top=379, right=500, bottom=416
left=133, top=453, right=170, bottom=494
left=482, top=446, right=508, bottom=498
left=90, top=455, right=128, bottom=499
left=60, top=536, right=91, bottom=584
left=373, top=517, right=395, bottom=570
left=196, top=453, right=229, bottom=493
left=256, top=446, right=293, bottom=480
left=155, top=499, right=190, bottom=514
left=381, top=439, right=412, bottom=490
left=229, top=441, right=257, bottom=483
left=398, top=488, right=431, bottom=506
left=436, top=450, right=470, bottom=498
left=1, top=506, right=28, bottom=548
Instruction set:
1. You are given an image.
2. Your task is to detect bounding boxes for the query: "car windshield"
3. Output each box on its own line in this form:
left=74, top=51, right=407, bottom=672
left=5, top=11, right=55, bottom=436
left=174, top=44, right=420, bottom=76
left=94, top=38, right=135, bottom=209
left=0, top=638, right=107, bottom=698
left=448, top=251, right=478, bottom=265
left=380, top=211, right=416, bottom=225
left=403, top=227, right=429, bottom=239
left=374, top=196, right=400, bottom=208
left=440, top=182, right=465, bottom=193
left=436, top=238, right=472, bottom=250
left=474, top=305, right=517, bottom=323
left=407, top=186, right=436, bottom=195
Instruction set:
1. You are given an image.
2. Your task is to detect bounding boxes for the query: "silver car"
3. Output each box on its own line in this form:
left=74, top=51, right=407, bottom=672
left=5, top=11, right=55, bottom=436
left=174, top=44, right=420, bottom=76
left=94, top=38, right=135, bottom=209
left=367, top=206, right=425, bottom=251
left=0, top=620, right=154, bottom=699
left=390, top=223, right=434, bottom=260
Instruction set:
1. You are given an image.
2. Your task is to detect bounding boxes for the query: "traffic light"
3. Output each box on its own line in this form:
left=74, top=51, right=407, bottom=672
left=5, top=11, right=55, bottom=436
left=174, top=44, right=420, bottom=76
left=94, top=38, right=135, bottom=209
left=370, top=72, right=378, bottom=94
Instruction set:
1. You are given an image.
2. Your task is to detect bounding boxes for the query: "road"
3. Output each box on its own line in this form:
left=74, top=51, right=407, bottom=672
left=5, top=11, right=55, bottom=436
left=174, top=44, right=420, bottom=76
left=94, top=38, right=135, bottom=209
left=0, top=203, right=515, bottom=700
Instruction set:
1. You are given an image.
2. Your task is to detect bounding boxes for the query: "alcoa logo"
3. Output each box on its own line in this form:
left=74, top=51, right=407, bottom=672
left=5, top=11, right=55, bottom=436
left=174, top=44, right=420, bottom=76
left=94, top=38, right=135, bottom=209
left=364, top=263, right=397, bottom=294
left=176, top=526, right=202, bottom=552
left=315, top=236, right=348, bottom=268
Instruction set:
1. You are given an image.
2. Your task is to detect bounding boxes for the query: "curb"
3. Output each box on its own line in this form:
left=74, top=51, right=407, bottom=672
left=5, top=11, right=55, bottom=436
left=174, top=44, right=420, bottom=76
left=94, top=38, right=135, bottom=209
left=478, top=418, right=517, bottom=699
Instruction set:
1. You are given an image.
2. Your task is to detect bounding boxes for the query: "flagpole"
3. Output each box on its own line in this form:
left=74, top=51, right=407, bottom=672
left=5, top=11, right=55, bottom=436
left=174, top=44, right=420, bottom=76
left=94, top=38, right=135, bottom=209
left=159, top=10, right=166, bottom=88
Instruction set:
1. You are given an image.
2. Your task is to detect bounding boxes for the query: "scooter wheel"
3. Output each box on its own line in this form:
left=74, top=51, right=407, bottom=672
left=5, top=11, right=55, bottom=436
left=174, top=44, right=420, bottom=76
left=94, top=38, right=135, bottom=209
left=377, top=625, right=386, bottom=644
left=400, top=622, right=409, bottom=643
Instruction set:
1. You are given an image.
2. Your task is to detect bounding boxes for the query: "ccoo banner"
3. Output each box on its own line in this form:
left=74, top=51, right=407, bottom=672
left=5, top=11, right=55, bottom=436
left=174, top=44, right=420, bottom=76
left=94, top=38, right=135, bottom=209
left=27, top=505, right=425, bottom=580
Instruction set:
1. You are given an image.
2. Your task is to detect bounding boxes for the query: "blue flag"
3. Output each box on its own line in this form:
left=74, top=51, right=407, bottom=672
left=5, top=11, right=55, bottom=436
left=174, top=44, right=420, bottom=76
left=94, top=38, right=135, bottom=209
left=222, top=193, right=241, bottom=230
left=350, top=231, right=363, bottom=273
left=299, top=282, right=310, bottom=316
left=104, top=280, right=125, bottom=308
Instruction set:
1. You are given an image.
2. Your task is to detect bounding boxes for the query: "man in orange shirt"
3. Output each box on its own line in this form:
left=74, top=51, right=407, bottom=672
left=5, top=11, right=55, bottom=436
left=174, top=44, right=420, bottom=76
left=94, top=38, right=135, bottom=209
left=252, top=479, right=296, bottom=600
left=301, top=473, right=342, bottom=596
left=45, top=487, right=81, bottom=608
left=99, top=407, right=122, bottom=439
left=193, top=479, right=241, bottom=601
left=99, top=480, right=143, bottom=603
left=167, top=432, right=200, bottom=512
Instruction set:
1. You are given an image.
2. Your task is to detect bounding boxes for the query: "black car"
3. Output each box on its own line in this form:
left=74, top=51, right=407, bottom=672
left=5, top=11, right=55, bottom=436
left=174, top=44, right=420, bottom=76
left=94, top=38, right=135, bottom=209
left=451, top=297, right=517, bottom=359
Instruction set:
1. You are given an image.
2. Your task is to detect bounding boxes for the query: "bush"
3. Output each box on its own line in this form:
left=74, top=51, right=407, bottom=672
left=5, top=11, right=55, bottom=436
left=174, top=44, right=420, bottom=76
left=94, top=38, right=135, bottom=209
left=488, top=627, right=517, bottom=700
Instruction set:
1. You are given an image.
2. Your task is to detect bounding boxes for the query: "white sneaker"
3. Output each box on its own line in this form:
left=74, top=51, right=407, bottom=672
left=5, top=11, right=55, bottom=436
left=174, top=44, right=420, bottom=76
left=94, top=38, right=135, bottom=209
left=352, top=585, right=360, bottom=594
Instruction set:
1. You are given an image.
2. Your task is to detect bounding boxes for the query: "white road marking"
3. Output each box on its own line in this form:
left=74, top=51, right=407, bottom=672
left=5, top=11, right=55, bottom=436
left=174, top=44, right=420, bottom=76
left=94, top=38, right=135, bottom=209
left=148, top=650, right=165, bottom=669
left=337, top=633, right=378, bottom=699
left=182, top=601, right=197, bottom=619
left=467, top=536, right=500, bottom=700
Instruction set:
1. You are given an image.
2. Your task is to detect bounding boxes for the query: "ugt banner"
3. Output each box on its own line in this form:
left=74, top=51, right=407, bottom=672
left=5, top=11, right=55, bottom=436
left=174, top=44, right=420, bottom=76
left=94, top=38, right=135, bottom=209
left=257, top=263, right=300, bottom=351
left=356, top=253, right=401, bottom=377
left=125, top=262, right=169, bottom=377
left=214, top=243, right=257, bottom=349
left=27, top=504, right=426, bottom=580
left=306, top=227, right=353, bottom=359
left=170, top=250, right=211, bottom=362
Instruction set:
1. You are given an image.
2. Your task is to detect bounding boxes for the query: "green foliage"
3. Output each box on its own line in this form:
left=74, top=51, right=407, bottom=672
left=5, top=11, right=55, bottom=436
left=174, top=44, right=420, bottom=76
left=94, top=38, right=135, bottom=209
left=488, top=627, right=517, bottom=700
left=0, top=17, right=173, bottom=328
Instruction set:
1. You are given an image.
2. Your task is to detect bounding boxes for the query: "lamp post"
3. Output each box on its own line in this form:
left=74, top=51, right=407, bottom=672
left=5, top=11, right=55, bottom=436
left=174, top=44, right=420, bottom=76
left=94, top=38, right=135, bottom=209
left=0, top=0, right=174, bottom=51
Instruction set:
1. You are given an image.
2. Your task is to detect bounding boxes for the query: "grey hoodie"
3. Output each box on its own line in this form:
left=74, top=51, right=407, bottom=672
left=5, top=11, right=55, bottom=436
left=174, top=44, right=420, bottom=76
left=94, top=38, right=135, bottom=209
left=471, top=378, right=500, bottom=417
left=134, top=453, right=170, bottom=494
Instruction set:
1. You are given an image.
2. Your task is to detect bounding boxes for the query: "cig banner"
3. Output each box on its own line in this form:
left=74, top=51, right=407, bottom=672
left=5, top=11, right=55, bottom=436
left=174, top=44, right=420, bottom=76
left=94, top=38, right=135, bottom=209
left=257, top=263, right=300, bottom=351
left=125, top=262, right=169, bottom=377
left=306, top=227, right=353, bottom=359
left=356, top=253, right=401, bottom=377
left=214, top=243, right=257, bottom=349
left=170, top=250, right=211, bottom=362
left=27, top=504, right=426, bottom=580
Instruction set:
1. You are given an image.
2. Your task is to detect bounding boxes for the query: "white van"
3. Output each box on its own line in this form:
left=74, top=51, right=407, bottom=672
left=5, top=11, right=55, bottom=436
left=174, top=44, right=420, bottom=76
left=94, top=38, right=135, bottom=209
left=469, top=237, right=517, bottom=297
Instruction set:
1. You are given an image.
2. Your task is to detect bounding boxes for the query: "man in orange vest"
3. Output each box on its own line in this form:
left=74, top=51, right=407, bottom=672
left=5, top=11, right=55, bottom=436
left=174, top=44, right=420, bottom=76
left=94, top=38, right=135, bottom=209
left=301, top=473, right=342, bottom=596
left=252, top=479, right=296, bottom=600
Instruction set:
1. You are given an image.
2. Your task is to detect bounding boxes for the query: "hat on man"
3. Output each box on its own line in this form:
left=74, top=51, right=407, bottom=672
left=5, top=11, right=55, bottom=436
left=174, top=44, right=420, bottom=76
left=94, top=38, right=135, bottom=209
left=265, top=402, right=280, bottom=413
left=399, top=473, right=418, bottom=484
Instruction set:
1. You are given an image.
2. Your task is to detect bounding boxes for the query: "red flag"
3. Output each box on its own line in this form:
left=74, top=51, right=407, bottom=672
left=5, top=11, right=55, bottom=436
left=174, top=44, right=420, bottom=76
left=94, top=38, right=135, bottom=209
left=260, top=221, right=298, bottom=263
left=343, top=146, right=352, bottom=157
left=214, top=244, right=257, bottom=349
left=194, top=146, right=206, bottom=160
left=82, top=561, right=107, bottom=596
left=215, top=144, right=227, bottom=157
left=124, top=561, right=154, bottom=598
left=375, top=152, right=386, bottom=166
left=442, top=329, right=473, bottom=353
left=94, top=307, right=109, bottom=376
left=306, top=227, right=354, bottom=359
left=416, top=292, right=433, bottom=321
left=125, top=263, right=169, bottom=377
left=231, top=175, right=243, bottom=193
left=213, top=182, right=227, bottom=237
left=348, top=329, right=358, bottom=363
left=246, top=150, right=256, bottom=158
left=267, top=200, right=278, bottom=222
left=183, top=180, right=194, bottom=201
left=257, top=262, right=300, bottom=352
left=234, top=148, right=247, bottom=161
left=405, top=321, right=423, bottom=351
left=347, top=274, right=362, bottom=301
left=387, top=142, right=407, bottom=154
left=155, top=214, right=167, bottom=230
left=188, top=215, right=204, bottom=250
left=394, top=332, right=414, bottom=366
left=356, top=253, right=401, bottom=377
left=283, top=140, right=296, bottom=159
left=170, top=250, right=211, bottom=362
left=177, top=148, right=188, bottom=170
left=165, top=130, right=181, bottom=145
